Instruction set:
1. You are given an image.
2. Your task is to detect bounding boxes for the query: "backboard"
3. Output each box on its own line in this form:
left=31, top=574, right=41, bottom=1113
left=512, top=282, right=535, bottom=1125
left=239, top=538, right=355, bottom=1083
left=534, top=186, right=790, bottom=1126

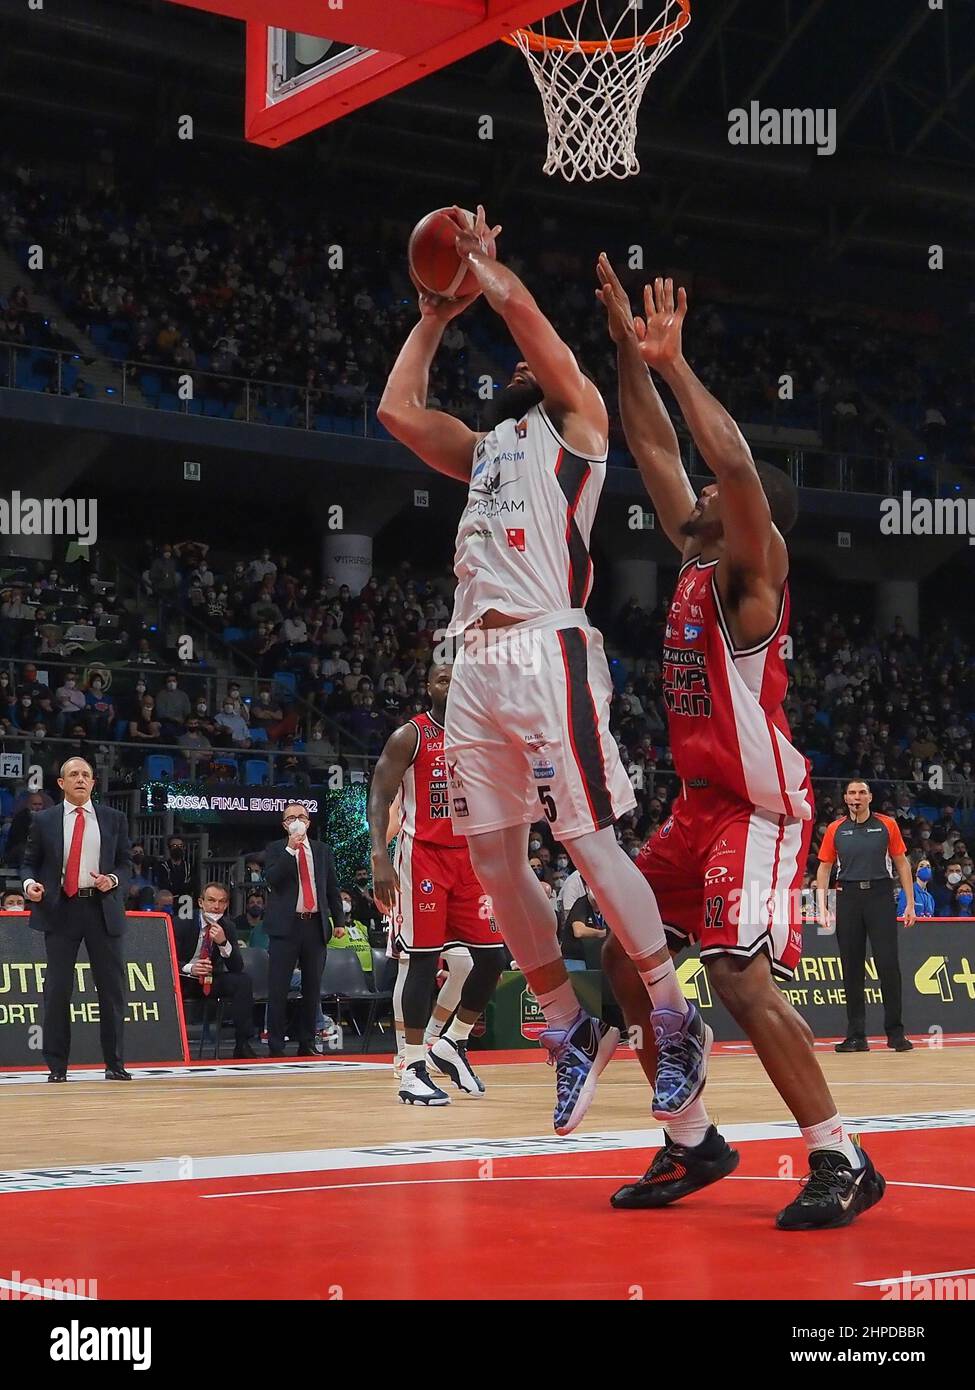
left=164, top=1, right=568, bottom=147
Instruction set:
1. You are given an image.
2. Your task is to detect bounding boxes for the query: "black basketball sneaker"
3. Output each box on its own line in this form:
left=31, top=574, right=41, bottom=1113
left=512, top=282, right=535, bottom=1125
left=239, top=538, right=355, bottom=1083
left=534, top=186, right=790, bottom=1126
left=776, top=1143, right=886, bottom=1230
left=610, top=1125, right=740, bottom=1209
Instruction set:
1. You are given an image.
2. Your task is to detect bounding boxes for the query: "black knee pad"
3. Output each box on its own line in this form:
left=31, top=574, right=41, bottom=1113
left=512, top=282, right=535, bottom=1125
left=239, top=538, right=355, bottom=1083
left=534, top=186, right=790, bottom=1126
left=459, top=947, right=507, bottom=1014
left=400, top=951, right=440, bottom=1029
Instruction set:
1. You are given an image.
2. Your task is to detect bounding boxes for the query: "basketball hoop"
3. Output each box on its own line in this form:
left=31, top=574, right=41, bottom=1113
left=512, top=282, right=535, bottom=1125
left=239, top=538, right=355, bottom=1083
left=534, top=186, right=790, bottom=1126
left=503, top=0, right=691, bottom=182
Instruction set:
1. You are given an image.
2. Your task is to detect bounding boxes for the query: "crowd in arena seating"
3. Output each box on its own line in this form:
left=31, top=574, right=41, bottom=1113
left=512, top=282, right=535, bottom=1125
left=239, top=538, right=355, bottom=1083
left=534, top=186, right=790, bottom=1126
left=4, top=530, right=975, bottom=931
left=2, top=156, right=973, bottom=477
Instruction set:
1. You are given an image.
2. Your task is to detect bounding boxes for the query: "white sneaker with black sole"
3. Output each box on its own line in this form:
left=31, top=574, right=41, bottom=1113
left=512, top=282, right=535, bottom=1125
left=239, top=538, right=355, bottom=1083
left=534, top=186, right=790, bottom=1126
left=398, top=1060, right=451, bottom=1106
left=429, top=1036, right=485, bottom=1096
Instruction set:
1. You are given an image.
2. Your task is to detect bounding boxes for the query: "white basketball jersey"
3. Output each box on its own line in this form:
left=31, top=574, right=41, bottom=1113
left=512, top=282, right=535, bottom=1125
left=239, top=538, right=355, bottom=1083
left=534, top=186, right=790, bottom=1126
left=446, top=403, right=607, bottom=637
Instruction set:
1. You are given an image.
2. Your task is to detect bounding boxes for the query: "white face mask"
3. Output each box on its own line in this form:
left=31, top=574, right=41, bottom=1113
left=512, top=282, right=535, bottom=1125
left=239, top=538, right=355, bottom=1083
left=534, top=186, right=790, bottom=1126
left=203, top=911, right=223, bottom=924
left=948, top=872, right=962, bottom=886
left=285, top=819, right=307, bottom=836
left=341, top=899, right=351, bottom=915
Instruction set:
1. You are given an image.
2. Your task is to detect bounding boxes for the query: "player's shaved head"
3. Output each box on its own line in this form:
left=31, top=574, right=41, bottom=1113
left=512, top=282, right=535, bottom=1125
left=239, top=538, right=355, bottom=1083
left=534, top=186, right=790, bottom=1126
left=755, top=460, right=799, bottom=535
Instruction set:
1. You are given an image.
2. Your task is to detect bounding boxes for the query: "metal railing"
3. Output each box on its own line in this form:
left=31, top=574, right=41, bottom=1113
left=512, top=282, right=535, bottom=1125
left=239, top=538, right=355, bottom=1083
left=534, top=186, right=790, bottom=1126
left=2, top=339, right=956, bottom=495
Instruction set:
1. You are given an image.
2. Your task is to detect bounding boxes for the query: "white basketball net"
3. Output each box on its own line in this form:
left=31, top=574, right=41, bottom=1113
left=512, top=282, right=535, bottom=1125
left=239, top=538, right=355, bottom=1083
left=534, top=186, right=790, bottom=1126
left=507, top=0, right=691, bottom=182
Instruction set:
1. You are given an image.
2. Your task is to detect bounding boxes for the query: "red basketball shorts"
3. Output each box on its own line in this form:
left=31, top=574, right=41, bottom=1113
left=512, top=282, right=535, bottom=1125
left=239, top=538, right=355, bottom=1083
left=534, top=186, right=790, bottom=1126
left=636, top=783, right=814, bottom=980
left=392, top=833, right=502, bottom=954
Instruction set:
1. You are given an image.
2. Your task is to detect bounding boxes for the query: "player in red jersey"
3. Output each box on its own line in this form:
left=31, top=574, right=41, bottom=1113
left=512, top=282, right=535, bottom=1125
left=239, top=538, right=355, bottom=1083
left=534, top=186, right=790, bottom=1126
left=595, top=258, right=886, bottom=1230
left=368, top=663, right=506, bottom=1105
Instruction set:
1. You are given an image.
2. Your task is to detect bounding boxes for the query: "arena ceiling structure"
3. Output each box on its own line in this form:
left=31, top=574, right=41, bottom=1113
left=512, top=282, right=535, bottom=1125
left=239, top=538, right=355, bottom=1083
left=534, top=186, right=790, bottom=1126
left=0, top=0, right=973, bottom=268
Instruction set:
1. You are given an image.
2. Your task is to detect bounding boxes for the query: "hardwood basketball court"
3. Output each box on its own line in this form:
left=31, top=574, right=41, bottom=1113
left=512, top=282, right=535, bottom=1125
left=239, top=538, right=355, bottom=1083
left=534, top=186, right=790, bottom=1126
left=3, top=1036, right=973, bottom=1301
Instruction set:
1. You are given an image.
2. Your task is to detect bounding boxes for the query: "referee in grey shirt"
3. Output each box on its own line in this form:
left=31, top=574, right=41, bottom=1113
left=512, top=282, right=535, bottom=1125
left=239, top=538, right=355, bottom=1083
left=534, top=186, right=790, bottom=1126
left=815, top=780, right=915, bottom=1053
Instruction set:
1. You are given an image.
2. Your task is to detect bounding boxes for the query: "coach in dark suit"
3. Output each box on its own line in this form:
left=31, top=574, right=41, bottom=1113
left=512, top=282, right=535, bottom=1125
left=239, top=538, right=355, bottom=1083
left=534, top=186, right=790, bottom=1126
left=264, top=802, right=344, bottom=1056
left=22, top=755, right=132, bottom=1081
left=175, top=881, right=256, bottom=1058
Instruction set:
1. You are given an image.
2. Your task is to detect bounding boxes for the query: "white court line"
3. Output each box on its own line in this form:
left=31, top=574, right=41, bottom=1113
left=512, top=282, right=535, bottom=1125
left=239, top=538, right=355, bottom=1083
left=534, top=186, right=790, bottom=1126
left=0, top=1276, right=94, bottom=1300
left=0, top=1060, right=388, bottom=1086
left=858, top=1267, right=975, bottom=1288
left=2, top=1110, right=973, bottom=1195
left=204, top=1173, right=975, bottom=1201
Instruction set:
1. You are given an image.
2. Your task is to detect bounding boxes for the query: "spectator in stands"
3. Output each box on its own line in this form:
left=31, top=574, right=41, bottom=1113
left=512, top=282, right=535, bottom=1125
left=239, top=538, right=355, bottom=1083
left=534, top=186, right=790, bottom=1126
left=215, top=697, right=251, bottom=748
left=178, top=716, right=211, bottom=756
left=148, top=544, right=179, bottom=604
left=222, top=681, right=246, bottom=721
left=932, top=860, right=964, bottom=916
left=129, top=693, right=162, bottom=748
left=250, top=687, right=283, bottom=737
left=3, top=791, right=48, bottom=869
left=153, top=836, right=196, bottom=902
left=1, top=889, right=26, bottom=910
left=562, top=884, right=609, bottom=970
left=176, top=881, right=256, bottom=1059
left=192, top=694, right=218, bottom=740
left=54, top=670, right=86, bottom=733
left=16, top=663, right=53, bottom=718
left=1, top=585, right=31, bottom=619
left=80, top=673, right=114, bottom=737
left=0, top=670, right=15, bottom=721
left=128, top=842, right=154, bottom=898
left=154, top=672, right=191, bottom=737
left=898, top=857, right=936, bottom=918
left=235, top=889, right=268, bottom=948
left=953, top=882, right=974, bottom=917
left=130, top=638, right=159, bottom=667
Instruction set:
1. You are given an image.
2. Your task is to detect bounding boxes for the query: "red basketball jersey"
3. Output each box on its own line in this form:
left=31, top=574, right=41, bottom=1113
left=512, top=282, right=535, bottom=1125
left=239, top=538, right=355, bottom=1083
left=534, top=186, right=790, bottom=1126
left=661, top=557, right=812, bottom=820
left=399, top=712, right=467, bottom=847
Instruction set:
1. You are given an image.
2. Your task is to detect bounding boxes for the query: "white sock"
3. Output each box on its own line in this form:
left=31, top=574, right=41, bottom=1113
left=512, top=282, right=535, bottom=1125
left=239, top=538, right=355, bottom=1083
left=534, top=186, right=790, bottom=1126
left=394, top=1021, right=406, bottom=1055
left=638, top=956, right=689, bottom=1016
left=423, top=1015, right=446, bottom=1044
left=665, top=1096, right=712, bottom=1149
left=445, top=1016, right=474, bottom=1043
left=534, top=980, right=581, bottom=1032
left=801, top=1114, right=860, bottom=1167
left=404, top=1042, right=426, bottom=1068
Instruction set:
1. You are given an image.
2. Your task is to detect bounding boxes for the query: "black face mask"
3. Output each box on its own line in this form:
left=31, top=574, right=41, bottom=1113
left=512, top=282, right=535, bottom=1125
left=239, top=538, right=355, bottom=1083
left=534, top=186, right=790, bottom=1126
left=132, top=852, right=144, bottom=863
left=170, top=848, right=184, bottom=860
left=485, top=379, right=545, bottom=429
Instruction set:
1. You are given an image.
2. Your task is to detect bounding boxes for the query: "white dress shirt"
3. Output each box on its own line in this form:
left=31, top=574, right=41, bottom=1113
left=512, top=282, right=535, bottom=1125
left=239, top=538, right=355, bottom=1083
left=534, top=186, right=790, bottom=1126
left=287, top=838, right=318, bottom=911
left=24, top=799, right=117, bottom=895
left=182, top=912, right=234, bottom=976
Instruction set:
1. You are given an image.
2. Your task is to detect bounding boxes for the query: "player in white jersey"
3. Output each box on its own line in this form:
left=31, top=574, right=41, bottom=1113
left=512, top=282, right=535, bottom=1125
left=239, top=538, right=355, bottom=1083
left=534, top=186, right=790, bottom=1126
left=379, top=206, right=711, bottom=1136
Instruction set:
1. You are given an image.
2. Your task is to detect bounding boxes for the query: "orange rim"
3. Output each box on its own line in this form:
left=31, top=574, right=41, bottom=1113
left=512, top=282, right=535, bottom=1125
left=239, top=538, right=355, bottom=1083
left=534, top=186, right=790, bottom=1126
left=501, top=0, right=690, bottom=54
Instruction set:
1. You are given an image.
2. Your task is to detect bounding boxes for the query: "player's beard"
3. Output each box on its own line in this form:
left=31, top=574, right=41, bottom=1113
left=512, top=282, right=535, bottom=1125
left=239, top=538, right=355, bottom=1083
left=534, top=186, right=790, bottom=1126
left=484, top=379, right=545, bottom=428
left=679, top=506, right=721, bottom=540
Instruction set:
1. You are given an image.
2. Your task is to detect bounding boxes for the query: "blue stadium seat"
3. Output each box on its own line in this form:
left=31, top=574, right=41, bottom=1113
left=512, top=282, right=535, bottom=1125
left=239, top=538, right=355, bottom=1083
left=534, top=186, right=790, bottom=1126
left=146, top=754, right=175, bottom=781
left=113, top=718, right=129, bottom=741
left=244, top=759, right=270, bottom=785
left=272, top=671, right=297, bottom=698
left=248, top=726, right=268, bottom=745
left=221, top=627, right=247, bottom=644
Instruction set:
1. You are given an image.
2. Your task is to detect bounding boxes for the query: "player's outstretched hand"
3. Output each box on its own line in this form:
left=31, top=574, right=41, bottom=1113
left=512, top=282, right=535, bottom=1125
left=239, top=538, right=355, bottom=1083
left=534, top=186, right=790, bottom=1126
left=595, top=253, right=637, bottom=344
left=451, top=203, right=501, bottom=262
left=636, top=277, right=688, bottom=370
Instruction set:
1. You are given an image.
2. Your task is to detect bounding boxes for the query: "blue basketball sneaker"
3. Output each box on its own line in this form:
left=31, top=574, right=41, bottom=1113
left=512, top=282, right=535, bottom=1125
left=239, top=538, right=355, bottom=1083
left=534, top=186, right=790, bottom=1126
left=538, top=1011, right=620, bottom=1136
left=650, top=1003, right=712, bottom=1118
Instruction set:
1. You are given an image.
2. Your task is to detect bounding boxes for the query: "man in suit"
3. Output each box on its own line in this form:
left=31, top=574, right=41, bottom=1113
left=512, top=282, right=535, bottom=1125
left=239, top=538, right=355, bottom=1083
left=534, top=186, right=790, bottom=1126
left=264, top=802, right=344, bottom=1057
left=22, top=756, right=132, bottom=1081
left=176, top=881, right=256, bottom=1058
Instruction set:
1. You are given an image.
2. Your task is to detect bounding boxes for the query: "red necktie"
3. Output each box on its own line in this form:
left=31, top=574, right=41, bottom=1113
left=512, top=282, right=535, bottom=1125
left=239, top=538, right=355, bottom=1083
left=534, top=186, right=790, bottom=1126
left=64, top=807, right=85, bottom=897
left=298, top=843, right=315, bottom=912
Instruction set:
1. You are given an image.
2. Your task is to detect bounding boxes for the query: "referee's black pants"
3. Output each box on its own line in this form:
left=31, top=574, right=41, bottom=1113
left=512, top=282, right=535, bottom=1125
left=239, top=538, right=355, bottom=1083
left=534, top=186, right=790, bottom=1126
left=836, top=883, right=904, bottom=1040
left=42, top=895, right=126, bottom=1072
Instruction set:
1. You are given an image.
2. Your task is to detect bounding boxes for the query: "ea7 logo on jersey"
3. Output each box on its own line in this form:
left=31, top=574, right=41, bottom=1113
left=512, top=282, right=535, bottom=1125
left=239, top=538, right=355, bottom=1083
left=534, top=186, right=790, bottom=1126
left=515, top=418, right=528, bottom=439
left=506, top=528, right=526, bottom=551
left=418, top=902, right=437, bottom=912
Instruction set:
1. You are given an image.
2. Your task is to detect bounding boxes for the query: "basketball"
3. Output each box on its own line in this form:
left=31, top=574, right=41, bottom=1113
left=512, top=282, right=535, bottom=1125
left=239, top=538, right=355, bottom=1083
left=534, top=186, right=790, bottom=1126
left=408, top=206, right=486, bottom=299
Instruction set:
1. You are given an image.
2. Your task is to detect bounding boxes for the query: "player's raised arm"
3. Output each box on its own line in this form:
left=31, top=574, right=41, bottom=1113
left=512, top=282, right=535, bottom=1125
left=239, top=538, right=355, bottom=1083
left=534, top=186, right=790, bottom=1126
left=377, top=288, right=482, bottom=482
left=596, top=255, right=697, bottom=552
left=651, top=281, right=780, bottom=579
left=367, top=723, right=419, bottom=913
left=455, top=206, right=606, bottom=443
